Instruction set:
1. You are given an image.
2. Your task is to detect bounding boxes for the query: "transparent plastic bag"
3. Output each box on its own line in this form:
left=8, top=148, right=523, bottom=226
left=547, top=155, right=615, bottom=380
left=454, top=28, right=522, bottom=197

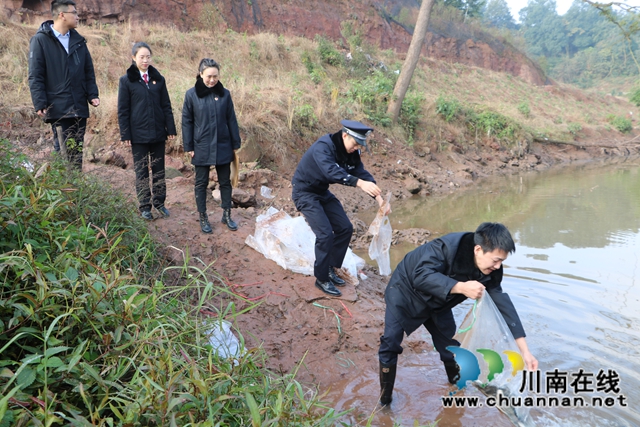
left=367, top=192, right=393, bottom=276
left=454, top=293, right=534, bottom=425
left=245, top=207, right=365, bottom=282
left=260, top=185, right=275, bottom=199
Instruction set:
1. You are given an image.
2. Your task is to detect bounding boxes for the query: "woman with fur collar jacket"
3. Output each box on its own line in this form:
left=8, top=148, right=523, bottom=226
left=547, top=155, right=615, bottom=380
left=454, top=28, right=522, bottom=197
left=117, top=41, right=176, bottom=221
left=182, top=58, right=241, bottom=234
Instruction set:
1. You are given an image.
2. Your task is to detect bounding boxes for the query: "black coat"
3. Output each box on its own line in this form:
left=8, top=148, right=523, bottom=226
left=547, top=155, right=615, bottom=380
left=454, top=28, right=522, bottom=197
left=291, top=131, right=376, bottom=194
left=117, top=64, right=176, bottom=144
left=28, top=21, right=99, bottom=122
left=182, top=77, right=241, bottom=166
left=385, top=232, right=526, bottom=339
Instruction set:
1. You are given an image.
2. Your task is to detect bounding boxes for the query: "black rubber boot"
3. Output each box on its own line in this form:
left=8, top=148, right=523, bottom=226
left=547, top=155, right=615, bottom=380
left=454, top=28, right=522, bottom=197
left=444, top=360, right=460, bottom=385
left=379, top=362, right=397, bottom=406
left=221, top=208, right=238, bottom=231
left=200, top=212, right=212, bottom=234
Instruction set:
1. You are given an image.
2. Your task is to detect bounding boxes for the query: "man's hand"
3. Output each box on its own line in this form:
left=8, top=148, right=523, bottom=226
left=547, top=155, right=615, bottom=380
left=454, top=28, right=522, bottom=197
left=357, top=179, right=381, bottom=198
left=187, top=151, right=194, bottom=158
left=376, top=194, right=391, bottom=215
left=515, top=337, right=539, bottom=371
left=450, top=280, right=485, bottom=299
left=37, top=109, right=46, bottom=118
left=168, top=135, right=175, bottom=140
left=122, top=140, right=130, bottom=145
left=90, top=98, right=100, bottom=107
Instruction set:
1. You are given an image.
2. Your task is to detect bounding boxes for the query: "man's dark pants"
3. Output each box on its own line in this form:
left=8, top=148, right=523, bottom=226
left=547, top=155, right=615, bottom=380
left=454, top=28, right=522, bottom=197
left=51, top=117, right=86, bottom=169
left=379, top=307, right=460, bottom=366
left=293, top=190, right=353, bottom=282
left=131, top=141, right=166, bottom=213
left=194, top=163, right=232, bottom=213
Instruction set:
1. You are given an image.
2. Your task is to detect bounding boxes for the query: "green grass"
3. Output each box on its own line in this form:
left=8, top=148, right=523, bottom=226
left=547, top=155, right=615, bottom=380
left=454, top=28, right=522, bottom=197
left=0, top=140, right=344, bottom=426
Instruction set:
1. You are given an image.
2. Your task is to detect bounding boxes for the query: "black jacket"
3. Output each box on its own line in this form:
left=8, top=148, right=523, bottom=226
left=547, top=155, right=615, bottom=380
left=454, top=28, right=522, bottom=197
left=182, top=77, right=241, bottom=166
left=291, top=131, right=376, bottom=194
left=28, top=21, right=99, bottom=122
left=385, top=232, right=525, bottom=339
left=117, top=64, right=176, bottom=144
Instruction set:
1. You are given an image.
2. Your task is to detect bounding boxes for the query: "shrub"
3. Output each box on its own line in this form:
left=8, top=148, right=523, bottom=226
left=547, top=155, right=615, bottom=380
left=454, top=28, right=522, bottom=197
left=567, top=122, right=582, bottom=137
left=345, top=70, right=395, bottom=127
left=608, top=115, right=632, bottom=133
left=295, top=103, right=318, bottom=128
left=435, top=95, right=461, bottom=122
left=315, top=35, right=343, bottom=66
left=0, top=141, right=342, bottom=426
left=517, top=101, right=530, bottom=117
left=630, top=88, right=640, bottom=107
left=400, top=91, right=424, bottom=142
left=467, top=109, right=519, bottom=140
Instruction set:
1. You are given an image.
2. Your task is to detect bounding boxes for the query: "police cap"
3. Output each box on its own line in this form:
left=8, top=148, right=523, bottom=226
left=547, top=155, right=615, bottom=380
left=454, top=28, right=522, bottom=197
left=341, top=120, right=373, bottom=147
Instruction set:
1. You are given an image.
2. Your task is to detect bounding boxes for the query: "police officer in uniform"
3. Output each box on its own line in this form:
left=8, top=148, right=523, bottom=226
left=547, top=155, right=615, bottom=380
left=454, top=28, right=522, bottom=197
left=292, top=120, right=387, bottom=297
left=378, top=222, right=538, bottom=405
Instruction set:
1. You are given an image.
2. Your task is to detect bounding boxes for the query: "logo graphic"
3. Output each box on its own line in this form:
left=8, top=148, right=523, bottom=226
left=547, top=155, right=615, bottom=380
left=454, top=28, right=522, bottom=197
left=446, top=346, right=524, bottom=389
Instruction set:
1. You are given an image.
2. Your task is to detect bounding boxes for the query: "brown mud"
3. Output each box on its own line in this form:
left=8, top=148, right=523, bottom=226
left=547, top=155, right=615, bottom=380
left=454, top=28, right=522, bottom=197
left=6, top=119, right=639, bottom=424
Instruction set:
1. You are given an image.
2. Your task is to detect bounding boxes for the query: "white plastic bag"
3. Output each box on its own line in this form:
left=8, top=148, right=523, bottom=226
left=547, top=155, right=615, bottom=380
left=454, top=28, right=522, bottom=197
left=206, top=320, right=243, bottom=359
left=367, top=192, right=393, bottom=276
left=260, top=185, right=275, bottom=199
left=245, top=207, right=365, bottom=282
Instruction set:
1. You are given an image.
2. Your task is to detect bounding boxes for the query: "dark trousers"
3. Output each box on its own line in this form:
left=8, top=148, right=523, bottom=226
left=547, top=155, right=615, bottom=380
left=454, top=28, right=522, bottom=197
left=378, top=307, right=460, bottom=366
left=194, top=163, right=232, bottom=213
left=131, top=141, right=166, bottom=213
left=51, top=117, right=86, bottom=169
left=293, top=190, right=353, bottom=281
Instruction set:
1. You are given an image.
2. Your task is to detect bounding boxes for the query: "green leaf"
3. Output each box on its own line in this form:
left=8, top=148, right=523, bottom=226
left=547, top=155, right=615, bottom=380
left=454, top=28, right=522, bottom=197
left=245, top=391, right=261, bottom=427
left=16, top=366, right=36, bottom=389
left=44, top=346, right=69, bottom=358
left=43, top=357, right=64, bottom=368
left=65, top=267, right=79, bottom=282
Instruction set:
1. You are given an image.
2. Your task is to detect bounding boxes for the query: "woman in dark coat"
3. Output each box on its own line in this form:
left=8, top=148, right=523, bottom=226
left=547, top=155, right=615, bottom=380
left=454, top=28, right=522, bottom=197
left=182, top=58, right=241, bottom=234
left=117, top=41, right=176, bottom=220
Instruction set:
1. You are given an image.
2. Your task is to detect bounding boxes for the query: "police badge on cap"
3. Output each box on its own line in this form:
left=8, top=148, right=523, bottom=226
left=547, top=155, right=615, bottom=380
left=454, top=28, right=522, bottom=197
left=341, top=120, right=373, bottom=149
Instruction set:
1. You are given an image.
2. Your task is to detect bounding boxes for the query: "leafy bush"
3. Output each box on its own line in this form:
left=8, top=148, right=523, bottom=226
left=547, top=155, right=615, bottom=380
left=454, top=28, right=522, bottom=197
left=400, top=91, right=424, bottom=143
left=517, top=101, right=530, bottom=117
left=295, top=104, right=318, bottom=128
left=0, top=141, right=341, bottom=426
left=315, top=35, right=343, bottom=66
left=608, top=115, right=632, bottom=133
left=435, top=95, right=461, bottom=122
left=567, top=122, right=582, bottom=137
left=630, top=88, right=640, bottom=107
left=345, top=70, right=395, bottom=127
left=467, top=110, right=519, bottom=140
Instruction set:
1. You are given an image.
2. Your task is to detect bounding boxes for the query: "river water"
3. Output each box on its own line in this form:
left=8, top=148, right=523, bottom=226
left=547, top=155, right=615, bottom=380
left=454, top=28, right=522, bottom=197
left=331, top=159, right=640, bottom=427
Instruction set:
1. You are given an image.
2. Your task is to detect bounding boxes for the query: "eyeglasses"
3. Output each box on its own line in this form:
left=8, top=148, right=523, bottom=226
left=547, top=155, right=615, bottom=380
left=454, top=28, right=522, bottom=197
left=62, top=10, right=78, bottom=15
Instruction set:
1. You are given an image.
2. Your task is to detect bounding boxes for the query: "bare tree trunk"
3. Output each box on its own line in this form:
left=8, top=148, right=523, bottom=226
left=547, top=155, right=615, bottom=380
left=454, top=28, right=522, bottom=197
left=387, top=0, right=435, bottom=125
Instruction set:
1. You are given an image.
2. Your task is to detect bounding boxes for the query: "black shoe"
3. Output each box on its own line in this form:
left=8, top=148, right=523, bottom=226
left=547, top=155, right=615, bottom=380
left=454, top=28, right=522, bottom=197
left=315, top=279, right=342, bottom=296
left=199, top=212, right=212, bottom=234
left=328, top=267, right=346, bottom=286
left=444, top=361, right=461, bottom=385
left=221, top=208, right=238, bottom=231
left=141, top=210, right=153, bottom=221
left=379, top=362, right=397, bottom=406
left=156, top=206, right=170, bottom=218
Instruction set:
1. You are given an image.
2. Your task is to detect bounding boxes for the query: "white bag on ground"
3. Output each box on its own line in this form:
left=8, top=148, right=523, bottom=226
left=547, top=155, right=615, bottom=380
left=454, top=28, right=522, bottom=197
left=245, top=207, right=365, bottom=283
left=206, top=320, right=243, bottom=359
left=367, top=192, right=393, bottom=276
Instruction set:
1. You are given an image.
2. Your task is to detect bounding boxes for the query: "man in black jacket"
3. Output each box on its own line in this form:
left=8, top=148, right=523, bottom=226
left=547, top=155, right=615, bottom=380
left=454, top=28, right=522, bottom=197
left=28, top=0, right=100, bottom=169
left=378, top=222, right=538, bottom=405
left=291, top=120, right=387, bottom=297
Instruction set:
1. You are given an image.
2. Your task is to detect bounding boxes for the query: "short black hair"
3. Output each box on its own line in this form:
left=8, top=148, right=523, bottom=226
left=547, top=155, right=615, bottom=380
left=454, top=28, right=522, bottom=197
left=474, top=222, right=516, bottom=254
left=132, top=41, right=152, bottom=57
left=51, top=0, right=76, bottom=16
left=198, top=58, right=220, bottom=74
